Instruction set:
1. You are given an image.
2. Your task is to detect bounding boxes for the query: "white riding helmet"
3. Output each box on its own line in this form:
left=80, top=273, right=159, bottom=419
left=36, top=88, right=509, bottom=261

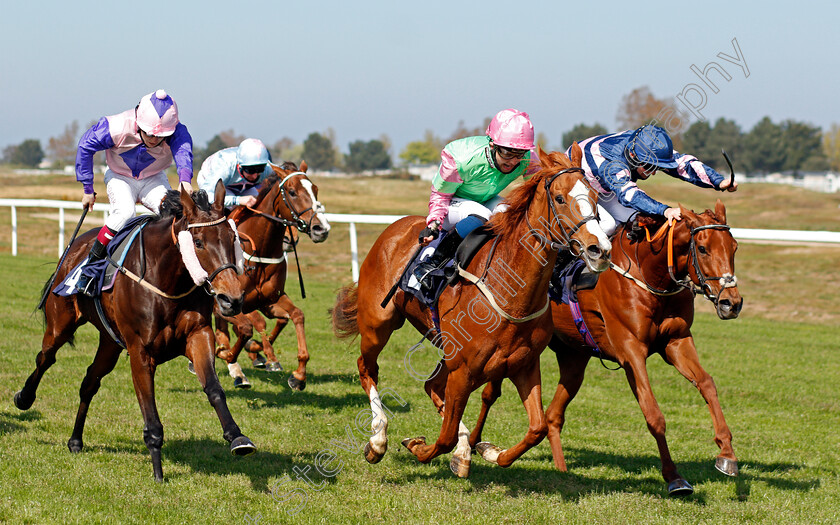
left=237, top=138, right=270, bottom=166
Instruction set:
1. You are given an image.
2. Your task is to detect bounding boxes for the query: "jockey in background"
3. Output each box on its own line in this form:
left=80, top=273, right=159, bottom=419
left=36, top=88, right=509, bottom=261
left=74, top=89, right=193, bottom=296
left=573, top=124, right=738, bottom=237
left=197, top=138, right=275, bottom=209
left=412, top=109, right=541, bottom=286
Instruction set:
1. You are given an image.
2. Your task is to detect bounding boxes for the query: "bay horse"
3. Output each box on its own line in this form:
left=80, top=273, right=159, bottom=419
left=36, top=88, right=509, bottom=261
left=331, top=146, right=612, bottom=477
left=212, top=161, right=330, bottom=390
left=14, top=182, right=255, bottom=481
left=469, top=200, right=742, bottom=495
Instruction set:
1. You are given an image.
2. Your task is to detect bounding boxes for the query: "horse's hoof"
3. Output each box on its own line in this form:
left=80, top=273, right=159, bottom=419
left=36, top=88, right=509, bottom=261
left=265, top=361, right=284, bottom=373
left=67, top=438, right=83, bottom=453
left=251, top=354, right=267, bottom=369
left=230, top=436, right=257, bottom=456
left=449, top=455, right=471, bottom=478
left=233, top=376, right=252, bottom=389
left=667, top=478, right=694, bottom=496
left=187, top=362, right=196, bottom=375
left=400, top=436, right=426, bottom=454
left=287, top=375, right=306, bottom=391
left=363, top=441, right=385, bottom=464
left=715, top=456, right=739, bottom=477
left=475, top=441, right=503, bottom=465
left=13, top=391, right=34, bottom=411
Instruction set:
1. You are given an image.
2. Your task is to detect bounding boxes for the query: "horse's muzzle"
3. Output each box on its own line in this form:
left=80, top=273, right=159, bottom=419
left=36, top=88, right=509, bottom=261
left=716, top=297, right=743, bottom=320
left=215, top=293, right=243, bottom=317
left=310, top=223, right=330, bottom=243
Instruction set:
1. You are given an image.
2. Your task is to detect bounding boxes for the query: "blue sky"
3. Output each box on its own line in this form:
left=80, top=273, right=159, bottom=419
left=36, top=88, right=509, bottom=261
left=1, top=0, right=837, bottom=158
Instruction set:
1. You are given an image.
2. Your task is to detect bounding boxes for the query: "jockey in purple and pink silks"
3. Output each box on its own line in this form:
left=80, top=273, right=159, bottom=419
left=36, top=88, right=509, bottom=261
left=571, top=124, right=738, bottom=237
left=412, top=109, right=540, bottom=285
left=74, top=89, right=194, bottom=296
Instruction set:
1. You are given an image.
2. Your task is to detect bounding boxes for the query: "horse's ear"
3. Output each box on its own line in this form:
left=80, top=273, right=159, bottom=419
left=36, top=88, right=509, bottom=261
left=715, top=198, right=727, bottom=224
left=536, top=146, right=547, bottom=169
left=212, top=180, right=226, bottom=214
left=569, top=142, right=583, bottom=166
left=181, top=184, right=197, bottom=217
left=680, top=204, right=699, bottom=228
left=300, top=160, right=308, bottom=173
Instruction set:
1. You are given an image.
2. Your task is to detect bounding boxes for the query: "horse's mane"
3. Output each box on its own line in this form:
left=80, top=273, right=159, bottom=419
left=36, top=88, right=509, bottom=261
left=158, top=189, right=212, bottom=220
left=254, top=162, right=300, bottom=205
left=487, top=150, right=574, bottom=239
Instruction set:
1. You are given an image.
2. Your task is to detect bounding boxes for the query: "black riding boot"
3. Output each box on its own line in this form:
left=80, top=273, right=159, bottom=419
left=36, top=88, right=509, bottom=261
left=413, top=230, right=464, bottom=290
left=77, top=240, right=107, bottom=297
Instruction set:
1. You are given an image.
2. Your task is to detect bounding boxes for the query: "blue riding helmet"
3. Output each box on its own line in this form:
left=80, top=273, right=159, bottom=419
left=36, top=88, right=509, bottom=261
left=625, top=125, right=678, bottom=169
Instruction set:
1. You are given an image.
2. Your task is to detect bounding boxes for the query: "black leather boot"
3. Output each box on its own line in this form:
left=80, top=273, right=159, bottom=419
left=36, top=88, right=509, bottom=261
left=413, top=230, right=464, bottom=290
left=77, top=240, right=107, bottom=297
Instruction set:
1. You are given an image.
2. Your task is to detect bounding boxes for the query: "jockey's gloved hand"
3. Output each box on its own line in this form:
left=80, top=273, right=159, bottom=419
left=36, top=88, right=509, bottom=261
left=419, top=221, right=440, bottom=244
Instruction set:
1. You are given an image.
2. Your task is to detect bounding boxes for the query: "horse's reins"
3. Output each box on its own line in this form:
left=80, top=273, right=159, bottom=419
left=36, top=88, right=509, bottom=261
left=612, top=219, right=738, bottom=305
left=117, top=215, right=238, bottom=300
left=457, top=167, right=597, bottom=323
left=231, top=171, right=314, bottom=298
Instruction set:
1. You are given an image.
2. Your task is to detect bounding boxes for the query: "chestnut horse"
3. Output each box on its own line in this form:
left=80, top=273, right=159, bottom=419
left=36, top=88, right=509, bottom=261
left=470, top=201, right=742, bottom=495
left=14, top=182, right=255, bottom=481
left=332, top=146, right=611, bottom=477
left=213, top=161, right=330, bottom=390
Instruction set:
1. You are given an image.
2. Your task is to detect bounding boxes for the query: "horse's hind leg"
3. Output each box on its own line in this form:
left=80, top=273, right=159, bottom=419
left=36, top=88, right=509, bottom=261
left=15, top=297, right=81, bottom=410
left=422, top=359, right=472, bottom=477
left=216, top=314, right=253, bottom=389
left=68, top=335, right=122, bottom=452
left=469, top=379, right=503, bottom=449
left=665, top=336, right=738, bottom=476
left=266, top=295, right=309, bottom=391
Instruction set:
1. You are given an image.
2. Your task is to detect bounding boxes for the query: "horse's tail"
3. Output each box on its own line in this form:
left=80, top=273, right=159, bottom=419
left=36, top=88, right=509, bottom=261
left=331, top=283, right=360, bottom=340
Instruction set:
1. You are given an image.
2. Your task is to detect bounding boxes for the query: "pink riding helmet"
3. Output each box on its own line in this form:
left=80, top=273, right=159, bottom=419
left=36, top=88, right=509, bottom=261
left=485, top=108, right=534, bottom=150
left=136, top=89, right=179, bottom=137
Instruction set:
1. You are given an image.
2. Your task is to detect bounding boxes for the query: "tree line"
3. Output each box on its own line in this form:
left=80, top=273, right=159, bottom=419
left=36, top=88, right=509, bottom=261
left=3, top=86, right=839, bottom=175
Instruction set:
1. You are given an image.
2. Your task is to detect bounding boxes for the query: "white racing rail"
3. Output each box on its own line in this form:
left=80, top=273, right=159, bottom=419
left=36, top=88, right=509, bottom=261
left=2, top=199, right=840, bottom=282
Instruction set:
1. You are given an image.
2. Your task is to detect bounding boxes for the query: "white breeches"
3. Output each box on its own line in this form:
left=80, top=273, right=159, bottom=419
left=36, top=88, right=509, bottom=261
left=103, top=170, right=172, bottom=232
left=440, top=195, right=507, bottom=231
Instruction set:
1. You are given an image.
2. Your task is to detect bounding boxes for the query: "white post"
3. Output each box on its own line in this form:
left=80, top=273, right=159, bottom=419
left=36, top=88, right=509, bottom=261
left=349, top=222, right=359, bottom=282
left=11, top=206, right=17, bottom=256
left=59, top=207, right=65, bottom=257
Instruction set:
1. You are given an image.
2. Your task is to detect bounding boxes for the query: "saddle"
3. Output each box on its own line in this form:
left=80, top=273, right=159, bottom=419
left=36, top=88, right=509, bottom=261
left=54, top=216, right=153, bottom=298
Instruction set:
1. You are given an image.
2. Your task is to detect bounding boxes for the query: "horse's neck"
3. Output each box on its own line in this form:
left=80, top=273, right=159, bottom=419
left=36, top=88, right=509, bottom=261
left=137, top=219, right=191, bottom=287
left=614, top=224, right=690, bottom=288
left=479, top=199, right=557, bottom=315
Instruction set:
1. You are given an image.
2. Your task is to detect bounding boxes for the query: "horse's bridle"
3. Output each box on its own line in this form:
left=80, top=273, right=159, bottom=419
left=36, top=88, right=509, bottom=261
left=244, top=171, right=321, bottom=235
left=529, top=167, right=599, bottom=254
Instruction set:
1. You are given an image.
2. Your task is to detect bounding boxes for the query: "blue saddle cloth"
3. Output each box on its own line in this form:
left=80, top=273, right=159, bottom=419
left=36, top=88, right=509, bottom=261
left=549, top=257, right=586, bottom=305
left=53, top=216, right=152, bottom=297
left=398, top=233, right=457, bottom=309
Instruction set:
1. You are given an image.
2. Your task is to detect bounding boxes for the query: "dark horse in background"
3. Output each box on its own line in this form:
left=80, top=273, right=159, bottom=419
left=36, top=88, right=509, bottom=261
left=213, top=160, right=330, bottom=390
left=14, top=182, right=256, bottom=481
left=470, top=200, right=742, bottom=495
left=332, top=146, right=612, bottom=477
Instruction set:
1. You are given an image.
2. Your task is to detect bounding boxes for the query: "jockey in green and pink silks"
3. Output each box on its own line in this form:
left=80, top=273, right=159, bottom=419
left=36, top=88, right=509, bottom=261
left=413, top=109, right=541, bottom=284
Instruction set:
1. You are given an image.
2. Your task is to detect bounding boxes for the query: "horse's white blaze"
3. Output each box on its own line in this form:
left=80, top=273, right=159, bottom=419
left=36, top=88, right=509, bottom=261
left=368, top=385, right=388, bottom=454
left=570, top=180, right=611, bottom=251
left=300, top=179, right=331, bottom=232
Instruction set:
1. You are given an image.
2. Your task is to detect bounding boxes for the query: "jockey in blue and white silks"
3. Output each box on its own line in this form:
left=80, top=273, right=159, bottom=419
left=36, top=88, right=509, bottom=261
left=197, top=138, right=275, bottom=208
left=74, top=89, right=194, bottom=296
left=569, top=125, right=737, bottom=236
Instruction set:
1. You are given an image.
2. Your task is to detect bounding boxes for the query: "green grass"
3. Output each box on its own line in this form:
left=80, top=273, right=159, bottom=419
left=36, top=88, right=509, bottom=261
left=1, top=251, right=839, bottom=525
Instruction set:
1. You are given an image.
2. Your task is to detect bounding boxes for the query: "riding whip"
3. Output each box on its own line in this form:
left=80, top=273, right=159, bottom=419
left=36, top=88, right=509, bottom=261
left=37, top=205, right=89, bottom=310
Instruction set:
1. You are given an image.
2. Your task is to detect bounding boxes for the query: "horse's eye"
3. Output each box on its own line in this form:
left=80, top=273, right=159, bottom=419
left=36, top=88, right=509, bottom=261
left=697, top=245, right=707, bottom=254
left=554, top=195, right=565, bottom=205
left=194, top=238, right=204, bottom=249
left=288, top=189, right=297, bottom=197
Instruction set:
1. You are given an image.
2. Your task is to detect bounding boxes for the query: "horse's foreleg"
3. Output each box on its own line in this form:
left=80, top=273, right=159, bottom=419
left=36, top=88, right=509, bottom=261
left=68, top=335, right=122, bottom=452
left=243, top=310, right=280, bottom=370
left=189, top=327, right=256, bottom=458
left=469, top=379, right=502, bottom=449
left=357, top=325, right=395, bottom=464
left=15, top=298, right=80, bottom=411
left=423, top=360, right=471, bottom=477
left=491, top=358, right=547, bottom=468
left=665, top=336, right=738, bottom=476
left=220, top=315, right=254, bottom=389
left=623, top=354, right=693, bottom=495
left=545, top=346, right=590, bottom=471
left=127, top=347, right=165, bottom=482
left=214, top=313, right=232, bottom=357
left=268, top=295, right=309, bottom=390
left=404, top=366, right=471, bottom=466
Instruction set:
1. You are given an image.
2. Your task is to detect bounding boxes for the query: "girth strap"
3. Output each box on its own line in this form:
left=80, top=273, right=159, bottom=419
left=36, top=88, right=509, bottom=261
left=456, top=265, right=549, bottom=323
